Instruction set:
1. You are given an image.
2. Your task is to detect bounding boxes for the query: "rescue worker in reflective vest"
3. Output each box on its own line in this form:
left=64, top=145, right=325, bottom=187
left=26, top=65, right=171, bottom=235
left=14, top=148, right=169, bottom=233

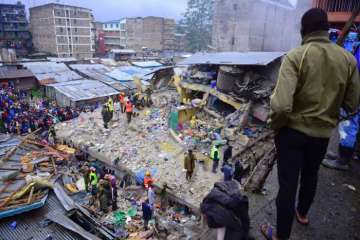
left=125, top=100, right=133, bottom=124
left=144, top=171, right=154, bottom=189
left=108, top=97, right=114, bottom=112
left=119, top=92, right=125, bottom=113
left=89, top=167, right=99, bottom=205
left=107, top=97, right=114, bottom=120
left=210, top=144, right=220, bottom=173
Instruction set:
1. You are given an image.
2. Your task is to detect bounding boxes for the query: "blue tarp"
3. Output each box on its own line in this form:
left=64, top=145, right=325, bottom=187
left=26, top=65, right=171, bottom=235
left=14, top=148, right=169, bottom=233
left=339, top=109, right=360, bottom=148
left=135, top=168, right=157, bottom=185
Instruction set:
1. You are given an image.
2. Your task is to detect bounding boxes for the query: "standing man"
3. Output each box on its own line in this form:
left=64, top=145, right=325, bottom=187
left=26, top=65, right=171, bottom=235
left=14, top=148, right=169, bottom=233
left=125, top=100, right=133, bottom=124
left=147, top=185, right=156, bottom=209
left=142, top=199, right=153, bottom=230
left=210, top=144, right=220, bottom=173
left=119, top=92, right=125, bottom=113
left=101, top=104, right=112, bottom=129
left=184, top=149, right=196, bottom=180
left=222, top=144, right=232, bottom=165
left=261, top=8, right=360, bottom=240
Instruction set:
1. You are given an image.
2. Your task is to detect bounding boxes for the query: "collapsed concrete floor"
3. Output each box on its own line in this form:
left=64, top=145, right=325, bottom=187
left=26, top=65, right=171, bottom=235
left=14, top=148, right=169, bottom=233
left=55, top=91, right=227, bottom=209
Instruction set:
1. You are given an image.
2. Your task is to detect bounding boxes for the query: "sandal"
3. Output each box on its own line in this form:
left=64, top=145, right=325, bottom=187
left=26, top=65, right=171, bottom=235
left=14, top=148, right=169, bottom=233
left=295, top=210, right=309, bottom=225
left=260, top=223, right=276, bottom=240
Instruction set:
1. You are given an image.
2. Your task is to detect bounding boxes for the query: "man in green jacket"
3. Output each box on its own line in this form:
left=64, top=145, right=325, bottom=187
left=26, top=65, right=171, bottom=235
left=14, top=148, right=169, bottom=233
left=261, top=8, right=360, bottom=240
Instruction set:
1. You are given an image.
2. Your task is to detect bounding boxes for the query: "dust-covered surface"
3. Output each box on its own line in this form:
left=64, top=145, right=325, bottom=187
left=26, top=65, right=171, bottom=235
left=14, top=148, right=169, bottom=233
left=55, top=91, right=224, bottom=208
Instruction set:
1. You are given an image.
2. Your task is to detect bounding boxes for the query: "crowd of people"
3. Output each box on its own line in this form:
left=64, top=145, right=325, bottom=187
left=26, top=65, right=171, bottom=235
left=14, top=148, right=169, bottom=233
left=0, top=85, right=84, bottom=135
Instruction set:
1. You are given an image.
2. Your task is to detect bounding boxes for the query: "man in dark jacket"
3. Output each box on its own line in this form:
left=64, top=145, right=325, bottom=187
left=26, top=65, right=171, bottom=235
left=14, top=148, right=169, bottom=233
left=101, top=104, right=112, bottom=129
left=184, top=149, right=196, bottom=180
left=221, top=161, right=234, bottom=181
left=142, top=199, right=153, bottom=230
left=264, top=8, right=360, bottom=240
left=223, top=144, right=233, bottom=165
left=201, top=181, right=250, bottom=240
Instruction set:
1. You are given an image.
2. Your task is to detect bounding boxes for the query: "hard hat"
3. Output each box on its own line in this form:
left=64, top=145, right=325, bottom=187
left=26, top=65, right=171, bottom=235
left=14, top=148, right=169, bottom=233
left=145, top=171, right=151, bottom=177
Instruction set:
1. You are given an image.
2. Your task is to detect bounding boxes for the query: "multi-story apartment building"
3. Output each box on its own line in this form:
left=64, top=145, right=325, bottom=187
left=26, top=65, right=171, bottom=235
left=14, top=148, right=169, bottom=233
left=126, top=17, right=176, bottom=52
left=102, top=17, right=176, bottom=52
left=29, top=3, right=94, bottom=59
left=0, top=2, right=32, bottom=56
left=102, top=19, right=127, bottom=50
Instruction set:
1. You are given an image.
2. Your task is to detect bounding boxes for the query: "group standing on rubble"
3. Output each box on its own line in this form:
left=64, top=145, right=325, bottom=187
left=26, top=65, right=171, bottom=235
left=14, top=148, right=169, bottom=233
left=101, top=93, right=137, bottom=128
left=82, top=163, right=118, bottom=214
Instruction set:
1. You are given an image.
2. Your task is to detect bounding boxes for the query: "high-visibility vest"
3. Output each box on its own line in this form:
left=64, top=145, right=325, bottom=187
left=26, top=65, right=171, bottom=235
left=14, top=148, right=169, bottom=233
left=89, top=172, right=98, bottom=186
left=108, top=99, right=114, bottom=112
left=125, top=102, right=133, bottom=113
left=210, top=145, right=219, bottom=160
left=119, top=95, right=125, bottom=104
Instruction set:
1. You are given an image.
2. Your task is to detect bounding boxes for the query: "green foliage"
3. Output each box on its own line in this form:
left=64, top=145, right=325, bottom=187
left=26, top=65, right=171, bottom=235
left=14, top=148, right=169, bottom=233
left=180, top=0, right=214, bottom=52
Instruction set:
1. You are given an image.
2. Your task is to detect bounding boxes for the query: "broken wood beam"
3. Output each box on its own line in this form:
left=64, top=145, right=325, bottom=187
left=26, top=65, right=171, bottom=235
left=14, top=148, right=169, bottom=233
left=27, top=186, right=35, bottom=204
left=230, top=131, right=273, bottom=162
left=336, top=5, right=360, bottom=46
left=244, top=145, right=276, bottom=193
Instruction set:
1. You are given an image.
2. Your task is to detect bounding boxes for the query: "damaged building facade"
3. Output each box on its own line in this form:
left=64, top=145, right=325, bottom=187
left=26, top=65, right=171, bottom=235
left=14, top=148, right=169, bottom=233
left=212, top=0, right=312, bottom=52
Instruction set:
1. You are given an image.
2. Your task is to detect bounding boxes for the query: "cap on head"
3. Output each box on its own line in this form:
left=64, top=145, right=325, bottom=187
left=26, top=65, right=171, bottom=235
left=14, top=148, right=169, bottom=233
left=301, top=8, right=329, bottom=37
left=145, top=171, right=151, bottom=177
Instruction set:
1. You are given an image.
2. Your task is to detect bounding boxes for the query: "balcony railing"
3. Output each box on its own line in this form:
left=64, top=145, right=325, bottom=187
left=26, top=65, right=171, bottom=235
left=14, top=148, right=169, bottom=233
left=314, top=0, right=360, bottom=12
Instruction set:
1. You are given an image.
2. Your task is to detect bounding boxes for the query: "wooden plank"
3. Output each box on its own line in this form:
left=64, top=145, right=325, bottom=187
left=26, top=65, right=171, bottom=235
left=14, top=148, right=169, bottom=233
left=180, top=82, right=243, bottom=110
left=336, top=6, right=360, bottom=46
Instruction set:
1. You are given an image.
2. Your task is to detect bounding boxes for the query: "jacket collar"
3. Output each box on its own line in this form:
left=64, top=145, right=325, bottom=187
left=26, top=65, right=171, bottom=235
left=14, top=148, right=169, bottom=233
left=302, top=31, right=330, bottom=45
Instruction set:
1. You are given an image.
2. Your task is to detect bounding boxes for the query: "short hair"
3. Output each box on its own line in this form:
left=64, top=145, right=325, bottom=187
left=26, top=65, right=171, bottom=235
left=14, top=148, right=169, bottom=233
left=301, top=8, right=329, bottom=37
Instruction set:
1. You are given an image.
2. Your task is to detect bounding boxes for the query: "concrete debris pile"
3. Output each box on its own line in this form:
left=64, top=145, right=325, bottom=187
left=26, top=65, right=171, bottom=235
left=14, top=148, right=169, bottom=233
left=55, top=91, right=223, bottom=209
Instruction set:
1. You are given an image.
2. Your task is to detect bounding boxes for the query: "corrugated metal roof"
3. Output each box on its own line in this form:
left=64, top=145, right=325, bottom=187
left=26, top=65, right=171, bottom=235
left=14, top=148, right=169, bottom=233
left=131, top=61, right=163, bottom=68
left=106, top=66, right=151, bottom=81
left=23, top=62, right=83, bottom=83
left=179, top=52, right=285, bottom=66
left=0, top=192, right=83, bottom=240
left=47, top=57, right=77, bottom=62
left=0, top=68, right=34, bottom=79
left=49, top=79, right=119, bottom=101
left=69, top=64, right=111, bottom=72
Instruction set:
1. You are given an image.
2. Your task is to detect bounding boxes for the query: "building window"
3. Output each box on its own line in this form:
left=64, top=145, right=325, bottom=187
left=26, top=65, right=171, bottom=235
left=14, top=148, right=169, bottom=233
left=74, top=19, right=77, bottom=24
left=75, top=28, right=78, bottom=33
left=60, top=27, right=63, bottom=33
left=233, top=4, right=238, bottom=10
left=116, top=24, right=119, bottom=28
left=111, top=24, right=113, bottom=28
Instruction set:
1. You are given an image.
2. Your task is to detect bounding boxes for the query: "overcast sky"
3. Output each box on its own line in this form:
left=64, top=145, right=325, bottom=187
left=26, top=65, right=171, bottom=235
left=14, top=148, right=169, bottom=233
left=1, top=0, right=188, bottom=22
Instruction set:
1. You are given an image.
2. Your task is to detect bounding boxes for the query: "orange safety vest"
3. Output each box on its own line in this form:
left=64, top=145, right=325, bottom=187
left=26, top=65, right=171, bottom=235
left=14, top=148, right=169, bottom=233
left=125, top=102, right=133, bottom=113
left=144, top=176, right=154, bottom=189
left=119, top=95, right=125, bottom=104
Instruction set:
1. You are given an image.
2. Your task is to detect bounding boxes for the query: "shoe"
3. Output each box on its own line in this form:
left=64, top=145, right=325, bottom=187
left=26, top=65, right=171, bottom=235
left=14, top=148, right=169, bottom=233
left=322, top=159, right=349, bottom=171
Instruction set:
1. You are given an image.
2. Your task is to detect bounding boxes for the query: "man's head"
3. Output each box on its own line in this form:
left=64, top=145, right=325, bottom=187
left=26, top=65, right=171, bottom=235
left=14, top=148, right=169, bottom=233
left=301, top=8, right=329, bottom=38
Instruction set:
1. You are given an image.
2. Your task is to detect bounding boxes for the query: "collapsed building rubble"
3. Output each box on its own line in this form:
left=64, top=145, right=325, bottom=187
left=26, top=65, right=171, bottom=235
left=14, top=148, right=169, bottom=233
left=0, top=52, right=287, bottom=239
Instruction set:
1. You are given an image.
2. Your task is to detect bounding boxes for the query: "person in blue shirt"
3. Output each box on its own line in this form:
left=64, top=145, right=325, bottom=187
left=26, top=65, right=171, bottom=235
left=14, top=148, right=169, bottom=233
left=142, top=199, right=153, bottom=230
left=221, top=161, right=234, bottom=181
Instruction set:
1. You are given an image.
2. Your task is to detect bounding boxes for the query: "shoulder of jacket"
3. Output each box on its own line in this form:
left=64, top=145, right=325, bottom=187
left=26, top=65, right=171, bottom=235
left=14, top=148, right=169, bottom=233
left=332, top=44, right=357, bottom=66
left=284, top=45, right=306, bottom=62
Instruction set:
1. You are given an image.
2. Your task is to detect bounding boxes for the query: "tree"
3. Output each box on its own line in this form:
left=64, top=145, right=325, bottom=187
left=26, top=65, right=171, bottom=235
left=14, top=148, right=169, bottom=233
left=181, top=0, right=214, bottom=52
